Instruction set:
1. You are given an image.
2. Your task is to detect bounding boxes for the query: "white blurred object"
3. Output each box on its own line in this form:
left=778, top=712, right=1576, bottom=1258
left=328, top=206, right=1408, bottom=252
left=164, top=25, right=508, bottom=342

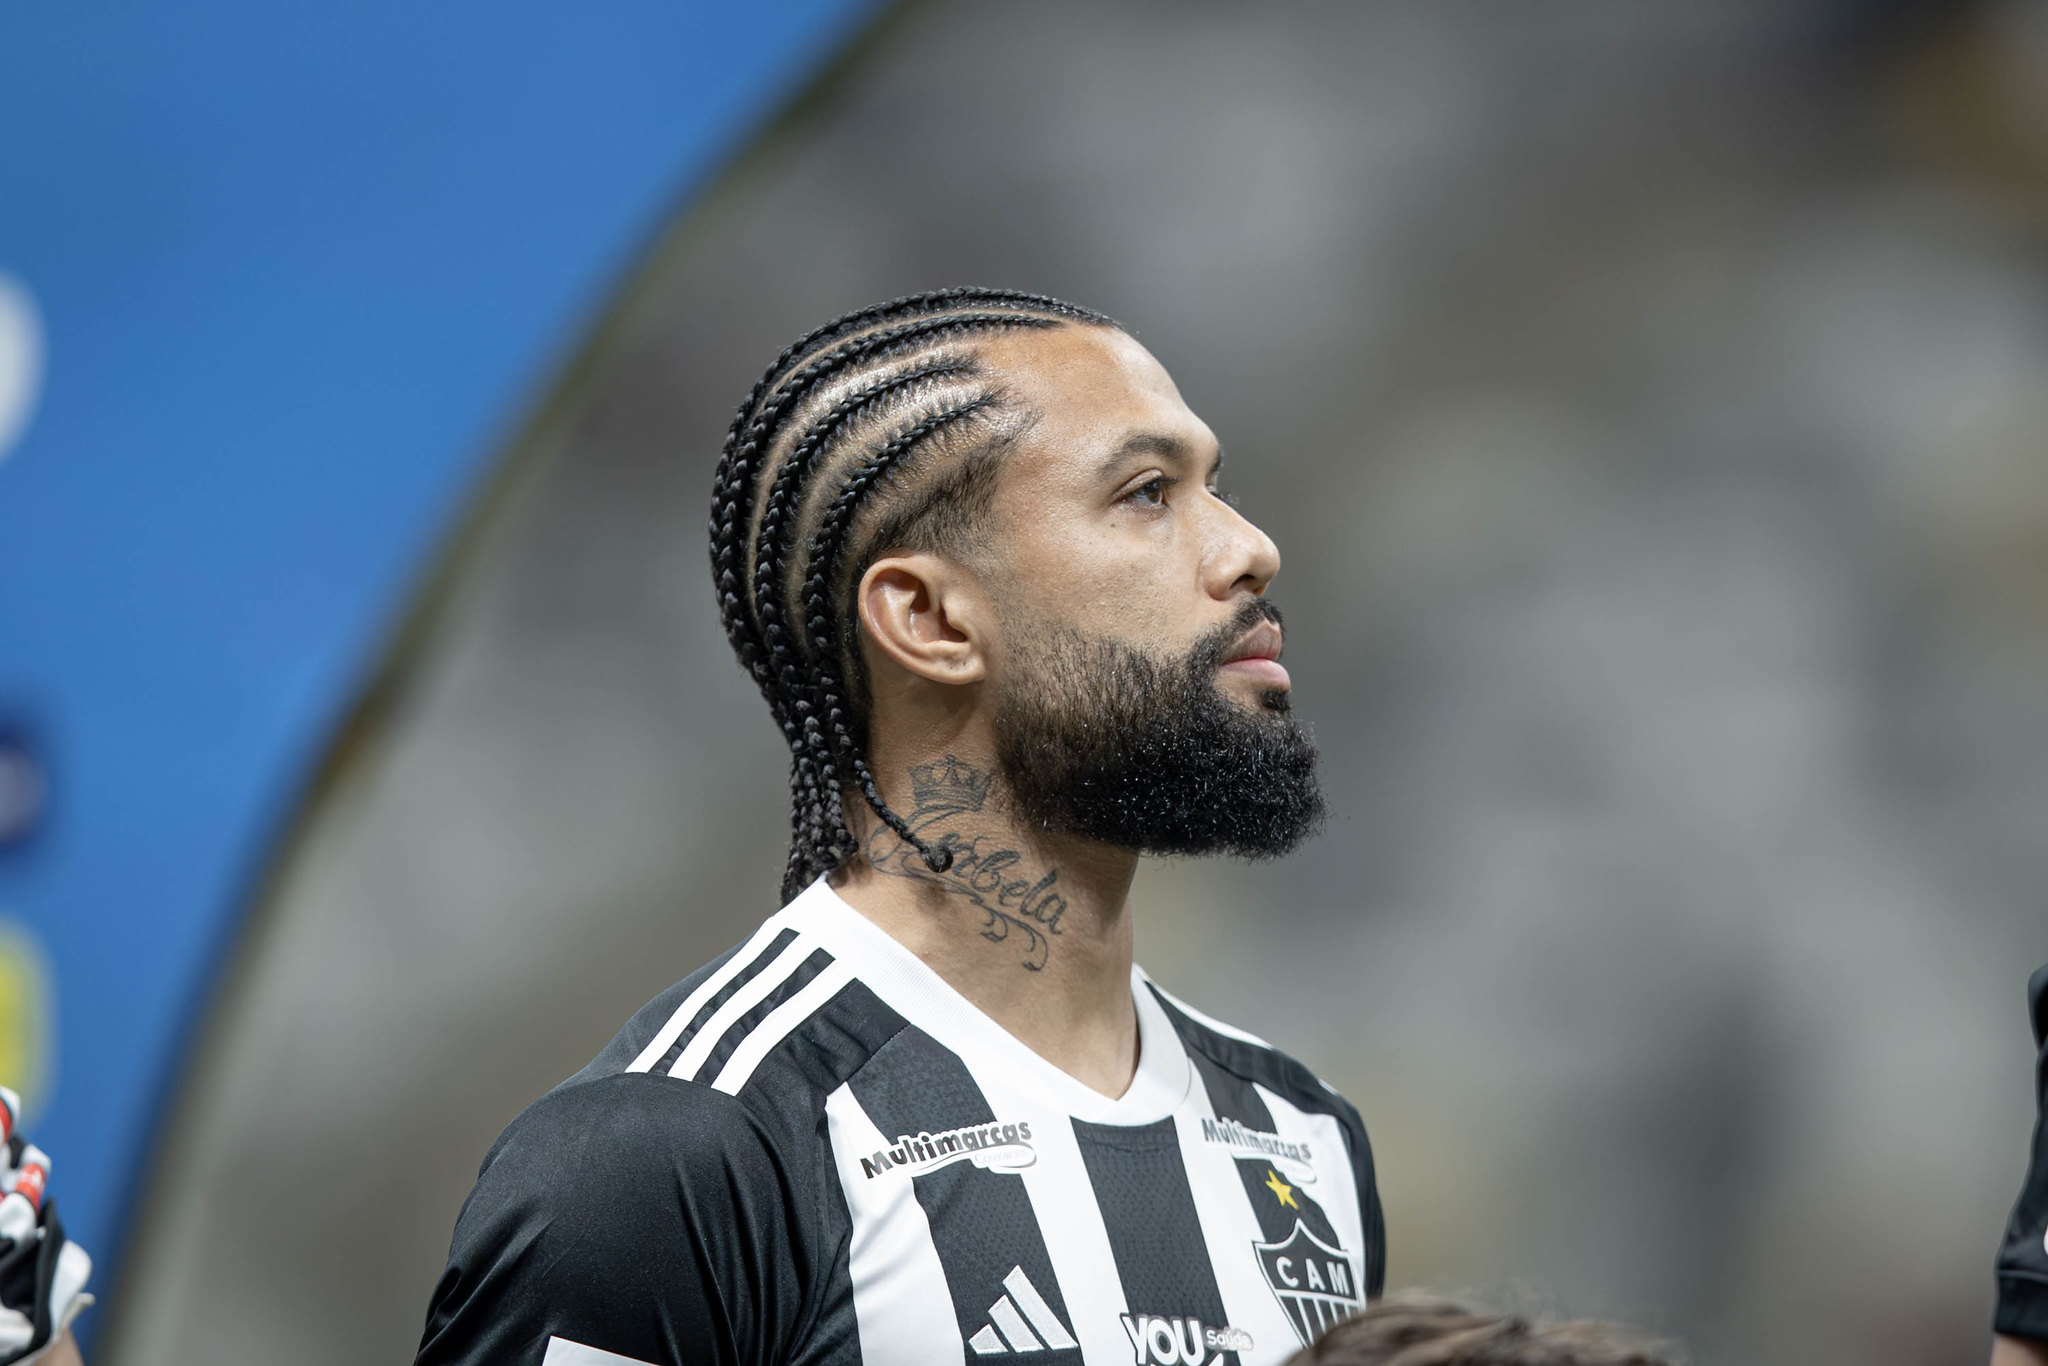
left=0, top=275, right=44, bottom=465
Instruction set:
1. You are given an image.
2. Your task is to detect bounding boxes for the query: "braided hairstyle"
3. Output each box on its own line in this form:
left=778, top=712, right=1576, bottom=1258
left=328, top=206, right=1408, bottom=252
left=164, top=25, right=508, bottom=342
left=708, top=288, right=1120, bottom=903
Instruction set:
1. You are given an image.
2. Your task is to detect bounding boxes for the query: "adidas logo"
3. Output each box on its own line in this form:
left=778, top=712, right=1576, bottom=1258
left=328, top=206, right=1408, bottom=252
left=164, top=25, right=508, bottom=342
left=966, top=1266, right=1076, bottom=1355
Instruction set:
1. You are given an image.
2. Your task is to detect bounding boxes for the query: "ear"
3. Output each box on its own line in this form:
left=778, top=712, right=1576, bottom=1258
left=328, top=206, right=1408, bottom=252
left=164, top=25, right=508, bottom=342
left=856, top=552, right=990, bottom=687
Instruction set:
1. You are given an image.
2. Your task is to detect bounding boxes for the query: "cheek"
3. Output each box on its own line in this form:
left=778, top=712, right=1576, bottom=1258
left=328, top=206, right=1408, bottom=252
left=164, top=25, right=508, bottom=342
left=1008, top=523, right=1191, bottom=627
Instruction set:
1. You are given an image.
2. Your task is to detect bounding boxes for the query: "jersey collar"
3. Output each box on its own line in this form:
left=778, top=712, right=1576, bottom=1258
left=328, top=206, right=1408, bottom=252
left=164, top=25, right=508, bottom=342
left=787, top=879, right=1193, bottom=1126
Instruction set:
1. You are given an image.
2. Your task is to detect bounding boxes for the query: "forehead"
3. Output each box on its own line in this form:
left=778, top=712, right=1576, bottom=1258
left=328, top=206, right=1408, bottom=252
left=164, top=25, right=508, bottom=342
left=975, top=325, right=1215, bottom=477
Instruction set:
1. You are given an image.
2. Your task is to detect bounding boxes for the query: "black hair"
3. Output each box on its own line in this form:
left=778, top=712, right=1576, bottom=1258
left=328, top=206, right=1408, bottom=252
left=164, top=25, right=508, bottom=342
left=708, top=288, right=1120, bottom=902
left=1290, top=1294, right=1683, bottom=1365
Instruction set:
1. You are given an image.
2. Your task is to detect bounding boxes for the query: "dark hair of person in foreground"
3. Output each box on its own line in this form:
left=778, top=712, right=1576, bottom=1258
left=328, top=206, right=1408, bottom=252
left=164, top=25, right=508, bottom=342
left=1287, top=1295, right=1684, bottom=1366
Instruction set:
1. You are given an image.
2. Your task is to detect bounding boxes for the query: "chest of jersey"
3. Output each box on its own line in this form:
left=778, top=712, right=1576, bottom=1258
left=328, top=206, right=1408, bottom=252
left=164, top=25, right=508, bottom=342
left=822, top=1035, right=1365, bottom=1366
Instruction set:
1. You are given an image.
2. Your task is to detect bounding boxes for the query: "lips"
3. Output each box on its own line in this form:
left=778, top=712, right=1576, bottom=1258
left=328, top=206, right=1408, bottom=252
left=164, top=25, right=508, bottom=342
left=1221, top=619, right=1284, bottom=667
left=1219, top=619, right=1289, bottom=689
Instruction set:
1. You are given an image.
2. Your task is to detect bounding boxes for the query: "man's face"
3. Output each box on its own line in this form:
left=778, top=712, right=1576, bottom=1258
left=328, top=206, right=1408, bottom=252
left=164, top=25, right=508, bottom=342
left=968, top=326, right=1323, bottom=856
left=972, top=325, right=1289, bottom=712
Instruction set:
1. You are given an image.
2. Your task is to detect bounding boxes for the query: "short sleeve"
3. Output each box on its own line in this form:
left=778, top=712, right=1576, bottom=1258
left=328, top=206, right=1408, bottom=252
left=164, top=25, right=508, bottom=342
left=1994, top=964, right=2048, bottom=1340
left=416, top=1072, right=818, bottom=1366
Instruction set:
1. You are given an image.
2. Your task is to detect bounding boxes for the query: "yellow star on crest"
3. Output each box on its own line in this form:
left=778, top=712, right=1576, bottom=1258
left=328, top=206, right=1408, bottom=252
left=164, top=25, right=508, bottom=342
left=1264, top=1168, right=1297, bottom=1209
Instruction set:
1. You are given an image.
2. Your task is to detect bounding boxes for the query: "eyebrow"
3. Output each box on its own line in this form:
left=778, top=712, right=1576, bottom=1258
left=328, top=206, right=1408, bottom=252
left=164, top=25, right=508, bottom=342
left=1094, top=432, right=1225, bottom=480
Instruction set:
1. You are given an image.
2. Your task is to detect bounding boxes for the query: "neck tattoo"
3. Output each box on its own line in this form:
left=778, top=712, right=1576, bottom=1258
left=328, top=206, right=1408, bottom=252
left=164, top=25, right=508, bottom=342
left=862, top=755, right=1070, bottom=971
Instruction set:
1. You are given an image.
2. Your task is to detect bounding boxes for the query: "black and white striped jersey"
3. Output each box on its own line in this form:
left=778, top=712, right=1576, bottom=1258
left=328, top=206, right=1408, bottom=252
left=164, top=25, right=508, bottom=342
left=417, top=880, right=1385, bottom=1366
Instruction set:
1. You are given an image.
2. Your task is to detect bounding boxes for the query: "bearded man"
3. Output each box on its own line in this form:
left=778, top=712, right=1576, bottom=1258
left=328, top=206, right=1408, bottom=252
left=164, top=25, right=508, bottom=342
left=416, top=290, right=1386, bottom=1366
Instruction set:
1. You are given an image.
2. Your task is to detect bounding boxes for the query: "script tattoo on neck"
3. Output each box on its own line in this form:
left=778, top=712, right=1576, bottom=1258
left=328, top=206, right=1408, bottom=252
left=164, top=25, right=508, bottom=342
left=864, top=756, right=1069, bottom=971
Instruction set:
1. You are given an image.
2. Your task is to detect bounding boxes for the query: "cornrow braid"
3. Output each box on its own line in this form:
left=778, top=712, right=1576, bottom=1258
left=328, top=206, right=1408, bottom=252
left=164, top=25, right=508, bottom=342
left=707, top=288, right=1119, bottom=902
left=748, top=357, right=976, bottom=728
left=721, top=311, right=1065, bottom=662
left=798, top=394, right=1001, bottom=879
left=712, top=294, right=1116, bottom=676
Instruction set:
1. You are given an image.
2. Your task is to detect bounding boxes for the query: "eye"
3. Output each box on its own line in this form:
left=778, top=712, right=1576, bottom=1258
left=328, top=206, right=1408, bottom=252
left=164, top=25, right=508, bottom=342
left=1124, top=475, right=1173, bottom=508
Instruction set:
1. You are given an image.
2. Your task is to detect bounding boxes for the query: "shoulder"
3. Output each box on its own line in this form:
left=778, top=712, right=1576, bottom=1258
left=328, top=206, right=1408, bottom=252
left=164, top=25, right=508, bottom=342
left=472, top=1070, right=796, bottom=1214
left=564, top=937, right=755, bottom=1082
left=1144, top=977, right=1360, bottom=1126
left=419, top=1073, right=815, bottom=1366
left=455, top=1068, right=824, bottom=1278
left=420, top=912, right=915, bottom=1366
left=567, top=910, right=905, bottom=1103
left=450, top=1070, right=809, bottom=1288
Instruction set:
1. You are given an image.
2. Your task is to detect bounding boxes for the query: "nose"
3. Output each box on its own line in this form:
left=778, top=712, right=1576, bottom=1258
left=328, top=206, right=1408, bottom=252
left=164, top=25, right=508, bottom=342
left=1202, top=495, right=1282, bottom=601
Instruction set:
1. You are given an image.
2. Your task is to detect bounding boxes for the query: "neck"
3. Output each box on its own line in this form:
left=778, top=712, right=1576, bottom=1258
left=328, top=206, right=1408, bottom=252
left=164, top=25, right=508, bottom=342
left=832, top=751, right=1142, bottom=1098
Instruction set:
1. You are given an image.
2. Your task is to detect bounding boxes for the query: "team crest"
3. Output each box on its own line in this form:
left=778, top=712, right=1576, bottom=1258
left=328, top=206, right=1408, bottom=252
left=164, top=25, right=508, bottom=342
left=1254, top=1220, right=1361, bottom=1346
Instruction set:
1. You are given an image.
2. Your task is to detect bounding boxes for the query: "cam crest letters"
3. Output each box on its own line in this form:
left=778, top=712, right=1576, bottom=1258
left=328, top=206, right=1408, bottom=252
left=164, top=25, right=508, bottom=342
left=1254, top=1220, right=1360, bottom=1346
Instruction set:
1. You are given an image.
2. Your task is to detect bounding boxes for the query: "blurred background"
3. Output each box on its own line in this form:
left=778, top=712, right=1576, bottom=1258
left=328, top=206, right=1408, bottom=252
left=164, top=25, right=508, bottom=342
left=5, top=1, right=2047, bottom=1364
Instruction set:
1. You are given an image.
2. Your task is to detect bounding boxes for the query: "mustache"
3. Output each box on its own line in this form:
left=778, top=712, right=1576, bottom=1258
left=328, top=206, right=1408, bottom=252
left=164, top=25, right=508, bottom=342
left=1190, top=598, right=1285, bottom=672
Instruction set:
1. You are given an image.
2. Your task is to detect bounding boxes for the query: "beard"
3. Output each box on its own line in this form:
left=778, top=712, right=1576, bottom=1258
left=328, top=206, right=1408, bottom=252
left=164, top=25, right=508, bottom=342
left=989, top=598, right=1324, bottom=858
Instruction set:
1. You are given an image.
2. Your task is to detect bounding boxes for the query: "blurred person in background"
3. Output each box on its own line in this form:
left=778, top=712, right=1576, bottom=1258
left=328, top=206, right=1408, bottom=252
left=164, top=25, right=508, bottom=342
left=1992, top=965, right=2048, bottom=1366
left=0, top=1089, right=93, bottom=1366
left=1282, top=1295, right=1680, bottom=1366
left=414, top=290, right=1384, bottom=1366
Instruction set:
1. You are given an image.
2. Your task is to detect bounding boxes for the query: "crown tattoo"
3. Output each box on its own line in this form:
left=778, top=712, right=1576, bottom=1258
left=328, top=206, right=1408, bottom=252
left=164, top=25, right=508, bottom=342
left=908, top=756, right=992, bottom=814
